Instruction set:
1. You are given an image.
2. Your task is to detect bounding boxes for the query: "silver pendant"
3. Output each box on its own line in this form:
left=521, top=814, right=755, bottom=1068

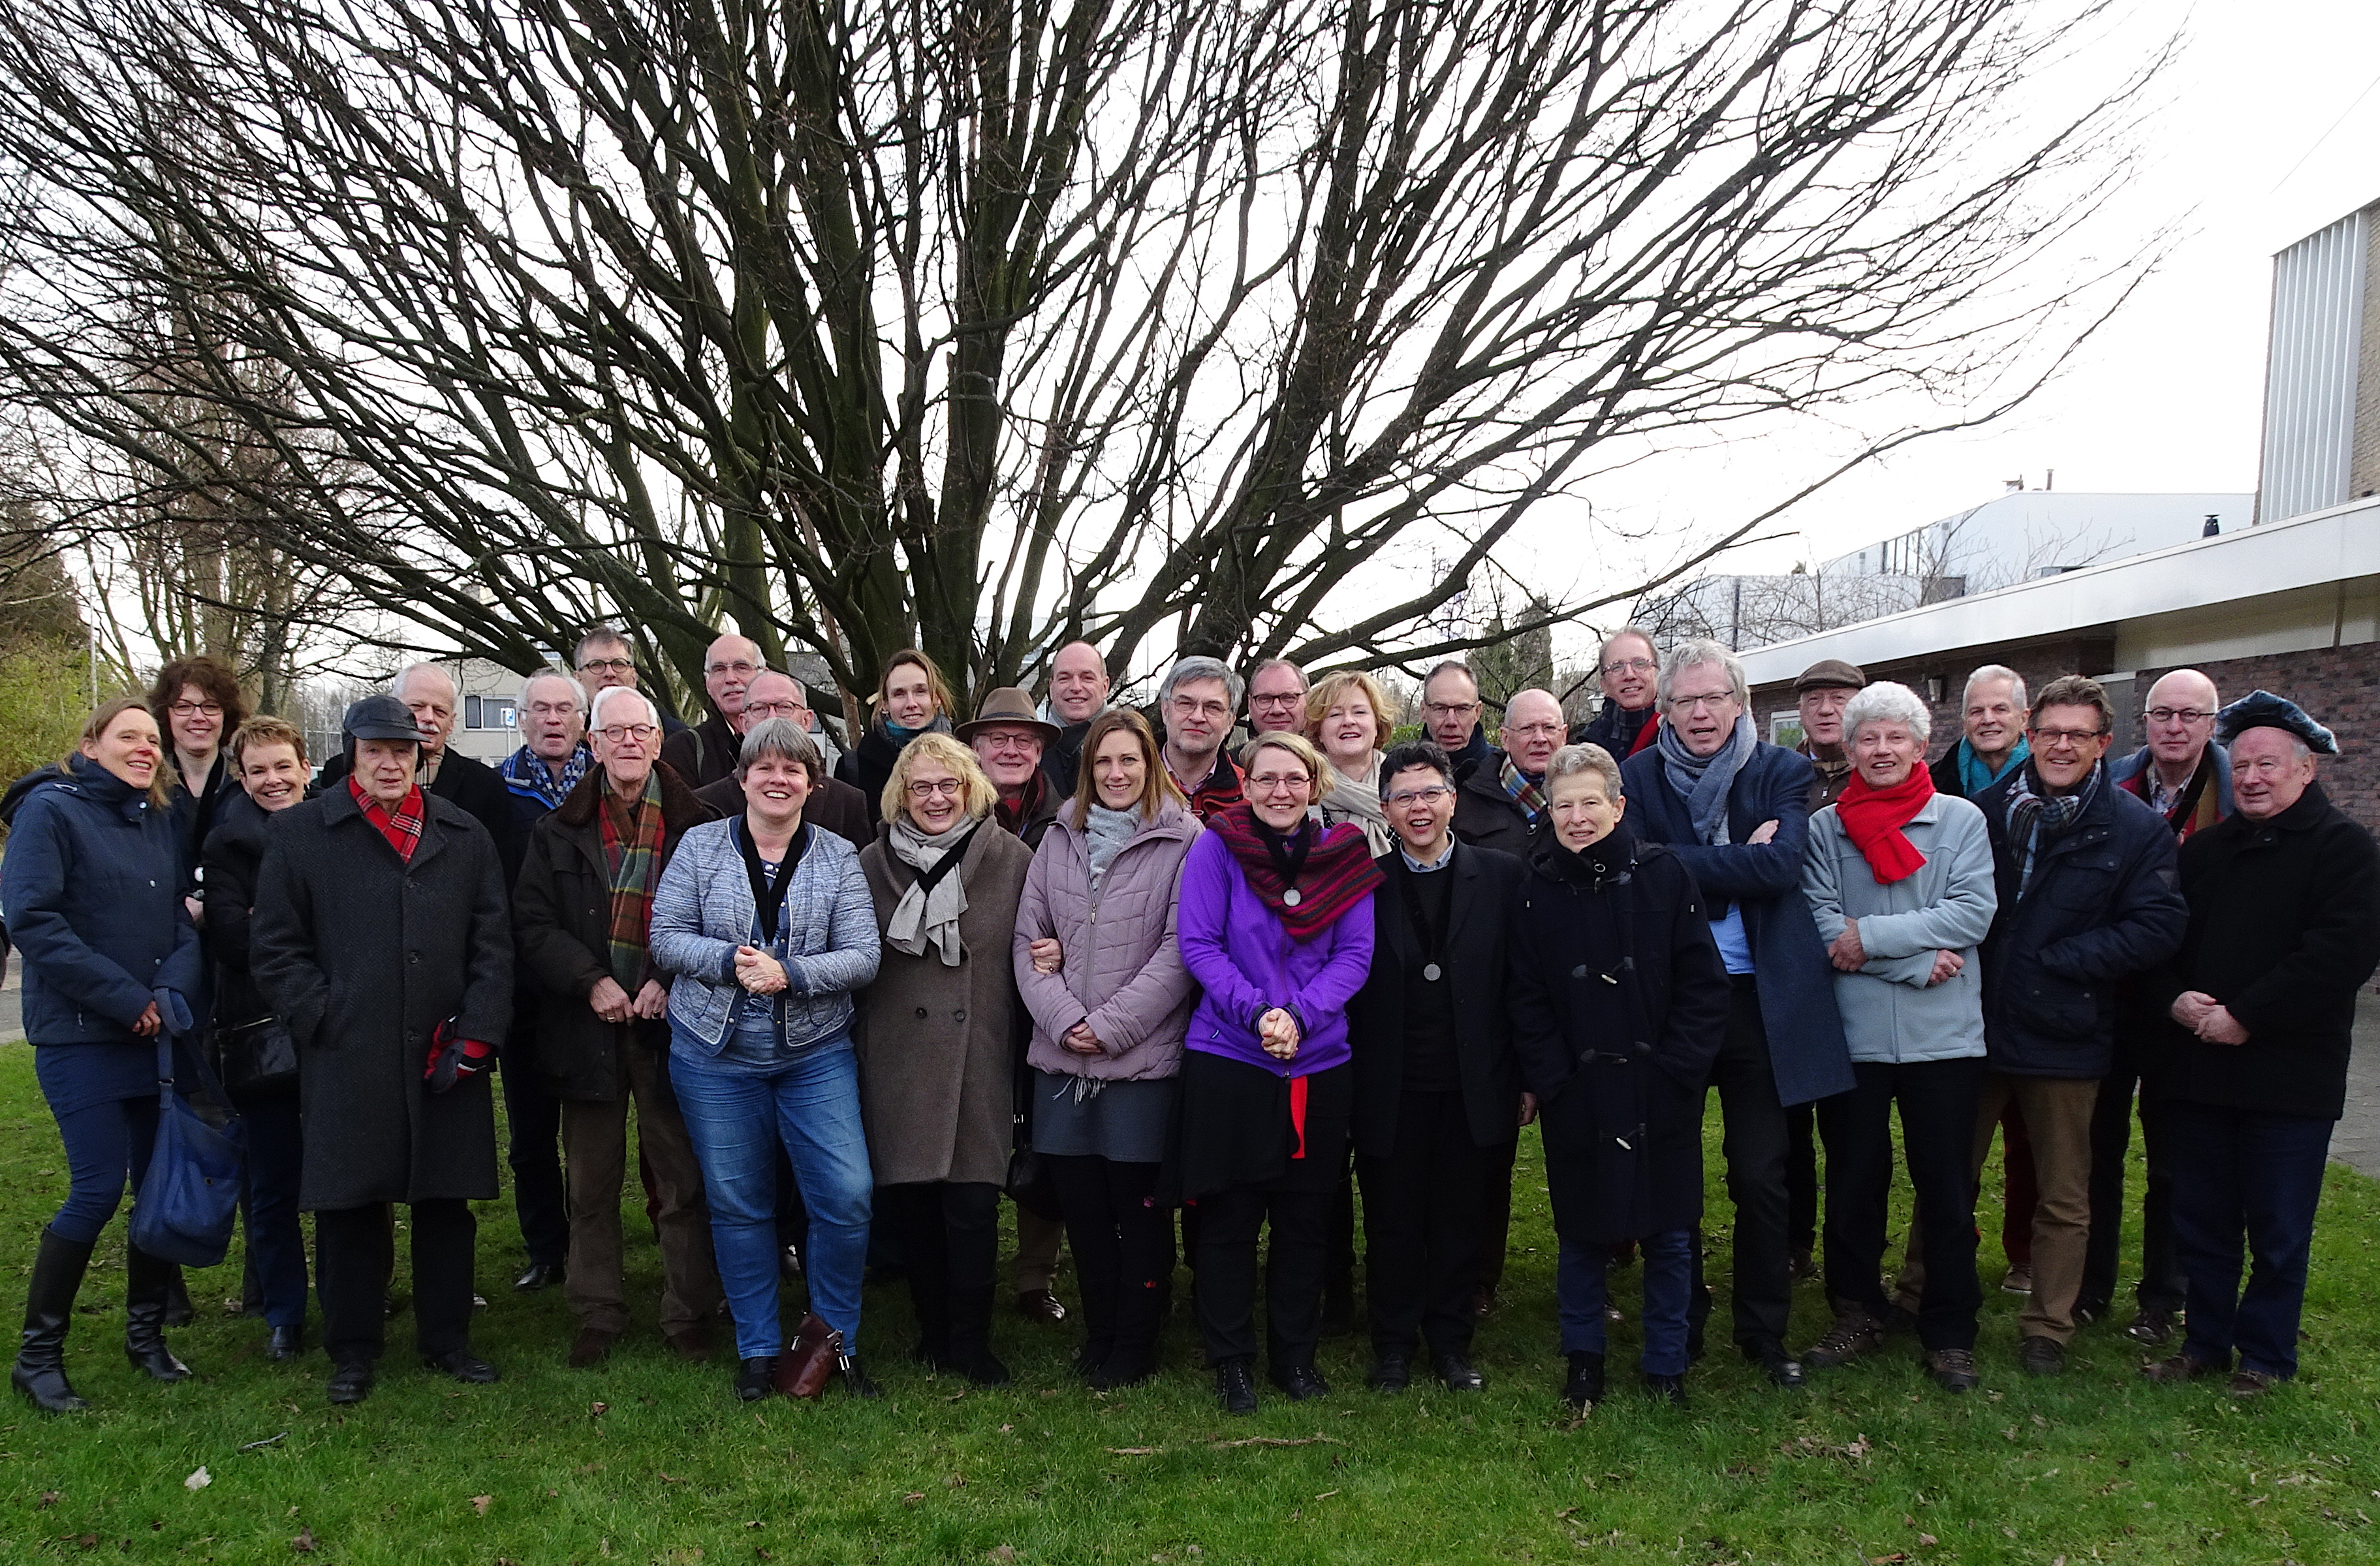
left=1282, top=887, right=1303, bottom=907
left=1422, top=962, right=1443, bottom=982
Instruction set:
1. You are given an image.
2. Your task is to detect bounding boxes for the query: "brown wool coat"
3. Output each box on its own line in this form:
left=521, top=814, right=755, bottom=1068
left=856, top=819, right=1034, bottom=1187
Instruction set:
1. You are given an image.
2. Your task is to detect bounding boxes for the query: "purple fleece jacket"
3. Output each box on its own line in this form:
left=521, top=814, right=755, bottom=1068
left=1175, top=828, right=1375, bottom=1078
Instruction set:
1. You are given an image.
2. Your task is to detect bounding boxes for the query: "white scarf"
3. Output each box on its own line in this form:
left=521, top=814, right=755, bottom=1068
left=1318, top=752, right=1392, bottom=856
left=886, top=813, right=978, bottom=966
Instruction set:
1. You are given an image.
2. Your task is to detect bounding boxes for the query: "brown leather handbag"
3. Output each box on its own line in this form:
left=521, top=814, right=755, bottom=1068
left=772, top=1312, right=844, bottom=1400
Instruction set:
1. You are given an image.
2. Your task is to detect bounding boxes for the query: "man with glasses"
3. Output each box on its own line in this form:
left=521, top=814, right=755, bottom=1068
left=1620, top=640, right=1852, bottom=1388
left=1158, top=657, right=1246, bottom=821
left=1452, top=688, right=1566, bottom=857
left=1042, top=641, right=1111, bottom=796
left=661, top=633, right=766, bottom=789
left=572, top=627, right=689, bottom=739
left=1349, top=741, right=1530, bottom=1393
left=1246, top=659, right=1310, bottom=740
left=1574, top=629, right=1663, bottom=759
left=1958, top=676, right=2186, bottom=1377
left=1418, top=661, right=1492, bottom=783
left=691, top=672, right=871, bottom=847
left=2082, top=668, right=2232, bottom=1341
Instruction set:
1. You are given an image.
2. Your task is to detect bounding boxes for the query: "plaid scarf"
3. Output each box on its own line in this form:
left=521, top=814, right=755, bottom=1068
left=501, top=742, right=592, bottom=811
left=1499, top=753, right=1548, bottom=821
left=2004, top=759, right=2101, bottom=898
left=597, top=770, right=668, bottom=990
left=1207, top=802, right=1383, bottom=941
left=348, top=775, right=424, bottom=862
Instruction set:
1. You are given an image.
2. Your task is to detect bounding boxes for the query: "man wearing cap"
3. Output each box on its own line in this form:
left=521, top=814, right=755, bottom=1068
left=693, top=672, right=872, bottom=848
left=2082, top=668, right=2232, bottom=1342
left=1572, top=628, right=1662, bottom=758
left=1794, top=661, right=1865, bottom=813
left=251, top=697, right=514, bottom=1405
left=2142, top=692, right=2380, bottom=1398
left=1042, top=642, right=1111, bottom=797
left=319, top=663, right=516, bottom=863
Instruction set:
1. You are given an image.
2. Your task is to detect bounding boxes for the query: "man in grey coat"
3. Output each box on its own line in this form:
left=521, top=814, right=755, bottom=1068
left=253, top=696, right=514, bottom=1406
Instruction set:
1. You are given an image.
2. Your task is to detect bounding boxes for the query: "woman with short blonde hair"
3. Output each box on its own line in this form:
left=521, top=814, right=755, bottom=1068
left=1303, top=672, right=1396, bottom=856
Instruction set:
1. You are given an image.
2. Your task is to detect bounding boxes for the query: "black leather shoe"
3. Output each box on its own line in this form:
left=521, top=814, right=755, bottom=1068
left=734, top=1356, right=776, bottom=1402
left=1367, top=1353, right=1413, bottom=1392
left=1435, top=1353, right=1484, bottom=1392
left=1744, top=1338, right=1806, bottom=1388
left=265, top=1326, right=305, bottom=1362
left=841, top=1358, right=883, bottom=1400
left=326, top=1362, right=375, bottom=1405
left=1270, top=1363, right=1330, bottom=1401
left=1215, top=1360, right=1259, bottom=1415
left=1562, top=1350, right=1605, bottom=1411
left=513, top=1261, right=565, bottom=1292
left=424, top=1349, right=499, bottom=1384
left=2018, top=1336, right=2066, bottom=1377
left=1644, top=1371, right=1689, bottom=1407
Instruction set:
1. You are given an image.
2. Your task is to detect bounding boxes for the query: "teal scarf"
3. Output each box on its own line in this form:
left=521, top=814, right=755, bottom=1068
left=1956, top=735, right=2029, bottom=798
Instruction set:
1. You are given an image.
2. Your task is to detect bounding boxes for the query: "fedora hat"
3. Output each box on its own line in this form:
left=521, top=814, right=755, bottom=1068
left=954, top=686, right=1061, bottom=747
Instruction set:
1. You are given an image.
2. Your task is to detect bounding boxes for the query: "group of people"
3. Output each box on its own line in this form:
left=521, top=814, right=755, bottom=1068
left=1, top=623, right=2372, bottom=1419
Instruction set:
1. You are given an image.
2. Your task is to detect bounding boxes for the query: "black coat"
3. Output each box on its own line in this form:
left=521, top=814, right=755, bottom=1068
left=2152, top=783, right=2380, bottom=1121
left=251, top=784, right=513, bottom=1210
left=695, top=772, right=875, bottom=851
left=834, top=715, right=955, bottom=830
left=511, top=764, right=717, bottom=1101
left=1451, top=749, right=1537, bottom=858
left=1973, top=768, right=2187, bottom=1078
left=166, top=751, right=235, bottom=897
left=319, top=746, right=520, bottom=881
left=1046, top=719, right=1092, bottom=799
left=1349, top=841, right=1528, bottom=1156
left=198, top=789, right=278, bottom=1029
left=659, top=711, right=740, bottom=791
left=1507, top=821, right=1728, bottom=1244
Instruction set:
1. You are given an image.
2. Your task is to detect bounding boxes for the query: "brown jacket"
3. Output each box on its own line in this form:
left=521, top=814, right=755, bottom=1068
left=856, top=819, right=1035, bottom=1186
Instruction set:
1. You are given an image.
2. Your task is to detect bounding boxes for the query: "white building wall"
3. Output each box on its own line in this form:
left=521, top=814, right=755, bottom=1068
left=2259, top=206, right=2370, bottom=522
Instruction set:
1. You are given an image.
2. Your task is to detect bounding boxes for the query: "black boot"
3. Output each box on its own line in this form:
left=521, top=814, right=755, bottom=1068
left=12, top=1229, right=94, bottom=1413
left=125, top=1245, right=193, bottom=1383
left=1562, top=1350, right=1606, bottom=1411
left=1090, top=1274, right=1163, bottom=1391
left=947, top=1285, right=1011, bottom=1386
left=163, top=1263, right=196, bottom=1328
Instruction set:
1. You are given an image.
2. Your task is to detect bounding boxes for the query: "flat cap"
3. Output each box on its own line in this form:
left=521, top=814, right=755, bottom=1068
left=2215, top=689, right=2338, bottom=755
left=342, top=694, right=424, bottom=744
left=1793, top=659, right=1866, bottom=694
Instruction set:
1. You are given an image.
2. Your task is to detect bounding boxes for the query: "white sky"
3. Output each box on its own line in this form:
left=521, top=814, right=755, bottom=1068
left=1511, top=0, right=2380, bottom=651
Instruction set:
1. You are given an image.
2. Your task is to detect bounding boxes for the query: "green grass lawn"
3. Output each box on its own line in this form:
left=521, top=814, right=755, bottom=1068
left=0, top=1042, right=2375, bottom=1565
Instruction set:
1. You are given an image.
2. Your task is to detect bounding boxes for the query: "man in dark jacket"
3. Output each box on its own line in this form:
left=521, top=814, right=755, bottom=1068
left=1620, top=640, right=1853, bottom=1386
left=319, top=663, right=516, bottom=868
left=659, top=633, right=763, bottom=789
left=1571, top=627, right=1662, bottom=759
left=1349, top=742, right=1529, bottom=1394
left=251, top=696, right=514, bottom=1406
left=1452, top=687, right=1564, bottom=857
left=2142, top=692, right=2380, bottom=1398
left=512, top=687, right=723, bottom=1368
left=572, top=625, right=688, bottom=738
left=693, top=672, right=872, bottom=847
left=2083, top=667, right=2232, bottom=1341
left=1418, top=662, right=1494, bottom=783
left=1969, top=676, right=2187, bottom=1377
left=1042, top=640, right=1110, bottom=797
left=1783, top=657, right=1864, bottom=1277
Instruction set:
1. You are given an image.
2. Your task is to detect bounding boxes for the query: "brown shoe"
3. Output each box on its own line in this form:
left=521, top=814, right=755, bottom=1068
left=2140, top=1351, right=2223, bottom=1385
left=1926, top=1347, right=1979, bottom=1394
left=1014, top=1290, right=1068, bottom=1325
left=567, top=1328, right=619, bottom=1370
left=1801, top=1311, right=1885, bottom=1369
left=2227, top=1368, right=2279, bottom=1399
left=665, top=1325, right=713, bottom=1363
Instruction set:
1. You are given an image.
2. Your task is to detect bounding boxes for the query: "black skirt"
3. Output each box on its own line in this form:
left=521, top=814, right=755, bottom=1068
left=1170, top=1049, right=1352, bottom=1201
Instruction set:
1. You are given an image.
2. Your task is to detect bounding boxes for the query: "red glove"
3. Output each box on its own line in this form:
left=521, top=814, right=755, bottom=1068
left=424, top=1018, right=495, bottom=1092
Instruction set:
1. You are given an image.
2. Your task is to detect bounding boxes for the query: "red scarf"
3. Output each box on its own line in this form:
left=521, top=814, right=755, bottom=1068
left=349, top=775, right=425, bottom=862
left=1206, top=802, right=1383, bottom=939
left=1834, top=764, right=1934, bottom=885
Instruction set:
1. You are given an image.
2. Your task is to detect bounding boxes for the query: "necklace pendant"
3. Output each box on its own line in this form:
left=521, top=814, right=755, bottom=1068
left=1422, top=962, right=1442, bottom=982
left=1282, top=887, right=1304, bottom=907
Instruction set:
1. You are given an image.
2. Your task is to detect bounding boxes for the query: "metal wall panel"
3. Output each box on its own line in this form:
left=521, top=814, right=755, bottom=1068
left=2259, top=209, right=2370, bottom=522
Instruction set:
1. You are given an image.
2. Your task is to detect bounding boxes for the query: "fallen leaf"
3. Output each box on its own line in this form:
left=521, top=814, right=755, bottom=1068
left=38, top=1492, right=57, bottom=1508
left=184, top=1467, right=211, bottom=1492
left=76, top=1534, right=97, bottom=1548
left=469, top=1495, right=492, bottom=1516
left=945, top=1474, right=967, bottom=1488
left=291, top=1527, right=317, bottom=1554
left=902, top=1493, right=926, bottom=1507
left=1868, top=1556, right=1907, bottom=1564
left=660, top=1473, right=686, bottom=1484
left=591, top=1402, right=608, bottom=1417
left=1313, top=1490, right=1339, bottom=1501
left=989, top=1550, right=1017, bottom=1563
left=1918, top=1535, right=1937, bottom=1547
left=1107, top=1447, right=1162, bottom=1456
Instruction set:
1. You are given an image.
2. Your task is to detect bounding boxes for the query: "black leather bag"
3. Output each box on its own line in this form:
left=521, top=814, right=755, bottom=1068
left=216, top=1014, right=300, bottom=1098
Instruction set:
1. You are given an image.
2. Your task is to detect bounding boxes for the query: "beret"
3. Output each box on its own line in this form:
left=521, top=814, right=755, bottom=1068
left=2215, top=689, right=2338, bottom=755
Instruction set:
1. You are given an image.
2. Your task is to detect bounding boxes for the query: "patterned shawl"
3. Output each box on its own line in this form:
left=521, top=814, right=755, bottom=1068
left=1206, top=802, right=1383, bottom=941
left=1499, top=753, right=1548, bottom=821
left=597, top=770, right=668, bottom=989
left=501, top=742, right=593, bottom=811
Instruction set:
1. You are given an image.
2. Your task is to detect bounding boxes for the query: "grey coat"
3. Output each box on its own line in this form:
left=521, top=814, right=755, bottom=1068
left=857, top=820, right=1035, bottom=1187
left=1011, top=801, right=1201, bottom=1084
left=250, top=785, right=512, bottom=1210
left=649, top=817, right=881, bottom=1054
left=1802, top=792, right=1998, bottom=1065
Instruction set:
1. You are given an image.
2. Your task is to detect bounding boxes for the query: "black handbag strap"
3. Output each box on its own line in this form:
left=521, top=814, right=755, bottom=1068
left=158, top=1030, right=236, bottom=1109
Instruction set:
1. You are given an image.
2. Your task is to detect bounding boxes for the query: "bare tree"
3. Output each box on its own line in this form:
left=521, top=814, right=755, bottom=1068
left=0, top=0, right=2159, bottom=725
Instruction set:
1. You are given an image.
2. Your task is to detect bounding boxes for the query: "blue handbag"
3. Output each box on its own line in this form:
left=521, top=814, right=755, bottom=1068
left=129, top=1033, right=249, bottom=1268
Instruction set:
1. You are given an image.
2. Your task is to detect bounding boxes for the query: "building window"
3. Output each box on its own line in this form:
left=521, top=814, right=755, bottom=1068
left=463, top=695, right=516, bottom=731
left=1768, top=710, right=1806, bottom=750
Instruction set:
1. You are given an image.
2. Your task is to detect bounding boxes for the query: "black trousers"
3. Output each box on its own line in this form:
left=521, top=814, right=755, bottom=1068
left=1689, top=983, right=1794, bottom=1348
left=1476, top=1133, right=1518, bottom=1295
left=1786, top=1102, right=1819, bottom=1257
left=1048, top=1155, right=1172, bottom=1359
left=879, top=1180, right=1001, bottom=1357
left=2081, top=1037, right=2185, bottom=1315
left=1817, top=1056, right=1985, bottom=1351
left=1193, top=1183, right=1330, bottom=1369
left=1357, top=1089, right=1490, bottom=1360
left=316, top=1200, right=477, bottom=1366
left=501, top=1058, right=569, bottom=1269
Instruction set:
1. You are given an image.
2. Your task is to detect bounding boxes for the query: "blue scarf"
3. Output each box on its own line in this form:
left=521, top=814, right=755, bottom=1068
left=501, top=743, right=591, bottom=811
left=1656, top=712, right=1758, bottom=847
left=1956, top=735, right=2029, bottom=799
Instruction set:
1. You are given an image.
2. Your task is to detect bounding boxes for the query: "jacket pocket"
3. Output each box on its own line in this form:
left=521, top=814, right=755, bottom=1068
left=2009, top=972, right=2098, bottom=1042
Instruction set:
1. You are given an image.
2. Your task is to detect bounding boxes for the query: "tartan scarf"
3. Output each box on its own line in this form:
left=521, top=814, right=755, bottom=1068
left=2004, top=759, right=2101, bottom=898
left=501, top=742, right=592, bottom=811
left=1499, top=753, right=1548, bottom=821
left=1206, top=802, right=1383, bottom=941
left=348, top=775, right=424, bottom=862
left=597, top=770, right=668, bottom=990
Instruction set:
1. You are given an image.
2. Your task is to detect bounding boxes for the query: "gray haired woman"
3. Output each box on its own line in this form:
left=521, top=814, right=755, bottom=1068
left=1798, top=680, right=1997, bottom=1394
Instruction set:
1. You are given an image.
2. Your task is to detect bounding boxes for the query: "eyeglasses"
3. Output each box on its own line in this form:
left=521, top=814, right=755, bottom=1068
left=1665, top=691, right=1736, bottom=713
left=577, top=657, right=635, bottom=674
left=2144, top=707, right=2214, bottom=725
left=1386, top=785, right=1454, bottom=807
left=1167, top=697, right=1230, bottom=721
left=595, top=723, right=659, bottom=743
left=1245, top=772, right=1309, bottom=794
left=706, top=660, right=760, bottom=678
left=744, top=700, right=806, bottom=718
left=1601, top=657, right=1657, bottom=678
left=1249, top=691, right=1306, bottom=708
left=1505, top=721, right=1565, bottom=738
left=975, top=733, right=1041, bottom=753
left=169, top=700, right=223, bottom=717
left=905, top=777, right=964, bottom=799
left=2028, top=726, right=2106, bottom=747
left=1421, top=702, right=1479, bottom=719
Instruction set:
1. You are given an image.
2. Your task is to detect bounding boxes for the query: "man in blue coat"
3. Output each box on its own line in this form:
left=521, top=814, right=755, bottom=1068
left=1621, top=640, right=1855, bottom=1387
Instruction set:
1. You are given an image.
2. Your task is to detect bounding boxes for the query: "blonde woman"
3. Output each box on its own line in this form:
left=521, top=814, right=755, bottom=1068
left=1304, top=670, right=1396, bottom=856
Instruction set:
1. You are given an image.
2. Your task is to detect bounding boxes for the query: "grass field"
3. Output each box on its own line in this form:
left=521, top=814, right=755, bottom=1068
left=0, top=1042, right=2375, bottom=1564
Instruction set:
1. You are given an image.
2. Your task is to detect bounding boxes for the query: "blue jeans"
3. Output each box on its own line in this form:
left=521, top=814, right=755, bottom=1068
left=240, top=1095, right=310, bottom=1328
left=2165, top=1101, right=2332, bottom=1380
left=1558, top=1227, right=1693, bottom=1375
left=670, top=1027, right=873, bottom=1360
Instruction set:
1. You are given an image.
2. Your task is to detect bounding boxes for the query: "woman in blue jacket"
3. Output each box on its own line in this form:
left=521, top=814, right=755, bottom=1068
left=0, top=697, right=206, bottom=1412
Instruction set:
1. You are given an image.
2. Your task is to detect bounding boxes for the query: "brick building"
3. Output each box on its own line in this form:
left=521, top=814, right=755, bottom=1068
left=1737, top=503, right=2380, bottom=833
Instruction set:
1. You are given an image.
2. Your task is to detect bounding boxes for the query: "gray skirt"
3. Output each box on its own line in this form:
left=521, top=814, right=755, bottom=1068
left=1029, top=1069, right=1175, bottom=1164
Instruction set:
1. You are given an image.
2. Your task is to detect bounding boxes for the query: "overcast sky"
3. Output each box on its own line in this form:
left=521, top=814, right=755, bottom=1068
left=1506, top=0, right=2380, bottom=651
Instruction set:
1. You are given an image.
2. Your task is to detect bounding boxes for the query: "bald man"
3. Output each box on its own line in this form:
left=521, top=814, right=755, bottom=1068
left=1042, top=640, right=1111, bottom=797
left=1451, top=688, right=1565, bottom=858
left=659, top=633, right=765, bottom=789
